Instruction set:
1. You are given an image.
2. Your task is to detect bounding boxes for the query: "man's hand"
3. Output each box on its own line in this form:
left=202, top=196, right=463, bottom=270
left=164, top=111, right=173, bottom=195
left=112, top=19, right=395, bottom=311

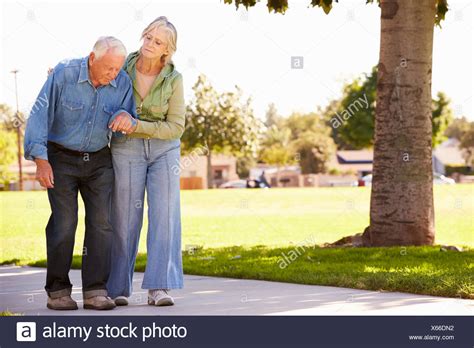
left=35, top=159, right=54, bottom=188
left=108, top=112, right=137, bottom=134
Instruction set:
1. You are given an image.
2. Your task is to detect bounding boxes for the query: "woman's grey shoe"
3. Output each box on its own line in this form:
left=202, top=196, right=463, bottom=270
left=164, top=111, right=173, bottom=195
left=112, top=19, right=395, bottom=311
left=47, top=295, right=78, bottom=310
left=114, top=296, right=129, bottom=306
left=83, top=296, right=116, bottom=310
left=148, top=289, right=174, bottom=306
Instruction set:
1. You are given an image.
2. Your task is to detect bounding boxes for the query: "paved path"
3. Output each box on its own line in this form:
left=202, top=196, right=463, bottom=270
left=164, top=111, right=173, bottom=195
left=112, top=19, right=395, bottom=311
left=1, top=266, right=472, bottom=316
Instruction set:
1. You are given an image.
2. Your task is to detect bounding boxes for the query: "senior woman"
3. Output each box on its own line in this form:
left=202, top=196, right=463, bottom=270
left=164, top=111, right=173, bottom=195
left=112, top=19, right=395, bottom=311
left=107, top=16, right=185, bottom=307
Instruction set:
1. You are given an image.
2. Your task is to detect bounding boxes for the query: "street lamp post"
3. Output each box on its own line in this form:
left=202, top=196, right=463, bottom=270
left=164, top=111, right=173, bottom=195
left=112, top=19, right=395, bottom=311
left=10, top=69, right=23, bottom=191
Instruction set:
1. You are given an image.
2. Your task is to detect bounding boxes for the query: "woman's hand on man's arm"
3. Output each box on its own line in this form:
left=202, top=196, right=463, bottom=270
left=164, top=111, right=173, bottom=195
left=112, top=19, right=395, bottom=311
left=109, top=112, right=137, bottom=134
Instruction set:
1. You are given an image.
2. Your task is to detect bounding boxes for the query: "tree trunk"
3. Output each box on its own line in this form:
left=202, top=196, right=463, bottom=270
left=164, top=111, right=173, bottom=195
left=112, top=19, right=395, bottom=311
left=276, top=165, right=281, bottom=188
left=207, top=151, right=213, bottom=189
left=363, top=0, right=436, bottom=246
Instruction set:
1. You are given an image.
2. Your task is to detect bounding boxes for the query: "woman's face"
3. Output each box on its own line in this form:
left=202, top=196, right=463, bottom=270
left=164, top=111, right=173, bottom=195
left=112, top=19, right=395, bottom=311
left=141, top=27, right=169, bottom=61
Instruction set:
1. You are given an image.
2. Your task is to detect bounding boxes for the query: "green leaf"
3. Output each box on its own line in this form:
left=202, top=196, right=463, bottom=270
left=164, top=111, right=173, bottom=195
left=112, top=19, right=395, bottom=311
left=435, top=0, right=449, bottom=27
left=309, top=0, right=338, bottom=15
left=267, top=0, right=288, bottom=13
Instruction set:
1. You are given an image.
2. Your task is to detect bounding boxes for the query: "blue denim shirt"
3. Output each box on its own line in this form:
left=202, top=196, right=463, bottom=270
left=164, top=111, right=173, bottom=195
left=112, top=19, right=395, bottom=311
left=24, top=57, right=137, bottom=161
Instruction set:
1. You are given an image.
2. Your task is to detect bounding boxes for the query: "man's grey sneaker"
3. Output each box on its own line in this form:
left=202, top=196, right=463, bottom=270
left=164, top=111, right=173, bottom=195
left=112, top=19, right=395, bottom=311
left=47, top=295, right=78, bottom=310
left=148, top=289, right=174, bottom=306
left=83, top=296, right=116, bottom=310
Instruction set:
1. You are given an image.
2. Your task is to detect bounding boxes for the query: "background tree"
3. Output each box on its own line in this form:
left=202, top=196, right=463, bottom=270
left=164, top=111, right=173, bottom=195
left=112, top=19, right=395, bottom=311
left=330, top=67, right=377, bottom=149
left=259, top=127, right=295, bottom=169
left=328, top=67, right=453, bottom=149
left=0, top=128, right=18, bottom=186
left=0, top=103, right=24, bottom=131
left=291, top=132, right=335, bottom=174
left=285, top=112, right=336, bottom=174
left=0, top=104, right=22, bottom=187
left=236, top=156, right=257, bottom=178
left=459, top=123, right=474, bottom=167
left=224, top=0, right=449, bottom=246
left=182, top=75, right=263, bottom=188
left=258, top=112, right=335, bottom=174
left=444, top=116, right=471, bottom=140
left=264, top=102, right=281, bottom=128
left=234, top=102, right=284, bottom=179
left=431, top=92, right=454, bottom=147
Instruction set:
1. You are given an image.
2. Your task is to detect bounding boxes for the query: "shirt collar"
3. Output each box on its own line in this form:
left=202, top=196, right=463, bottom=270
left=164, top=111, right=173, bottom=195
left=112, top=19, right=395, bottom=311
left=77, top=56, right=118, bottom=88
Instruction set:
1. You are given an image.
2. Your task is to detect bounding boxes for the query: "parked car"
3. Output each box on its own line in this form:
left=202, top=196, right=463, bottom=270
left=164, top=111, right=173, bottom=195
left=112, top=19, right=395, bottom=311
left=246, top=179, right=270, bottom=189
left=329, top=180, right=358, bottom=187
left=358, top=173, right=455, bottom=187
left=433, top=173, right=456, bottom=185
left=219, top=180, right=247, bottom=189
left=359, top=174, right=372, bottom=187
left=219, top=178, right=270, bottom=189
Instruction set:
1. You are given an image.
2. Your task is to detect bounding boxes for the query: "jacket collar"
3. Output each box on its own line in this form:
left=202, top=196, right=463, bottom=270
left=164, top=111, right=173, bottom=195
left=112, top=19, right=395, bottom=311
left=125, top=50, right=176, bottom=82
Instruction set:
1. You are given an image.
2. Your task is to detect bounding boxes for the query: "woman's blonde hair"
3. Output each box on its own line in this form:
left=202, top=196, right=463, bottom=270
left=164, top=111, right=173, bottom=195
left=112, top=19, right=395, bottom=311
left=141, top=16, right=177, bottom=65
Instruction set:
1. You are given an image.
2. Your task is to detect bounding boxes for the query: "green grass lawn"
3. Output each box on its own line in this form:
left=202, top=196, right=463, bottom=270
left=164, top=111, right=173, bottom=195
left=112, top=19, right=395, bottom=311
left=1, top=185, right=473, bottom=298
left=1, top=185, right=473, bottom=264
left=180, top=245, right=473, bottom=299
left=27, top=245, right=474, bottom=299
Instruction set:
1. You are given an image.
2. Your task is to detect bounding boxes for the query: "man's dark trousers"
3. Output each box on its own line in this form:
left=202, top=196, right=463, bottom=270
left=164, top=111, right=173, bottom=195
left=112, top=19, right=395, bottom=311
left=44, top=141, right=114, bottom=300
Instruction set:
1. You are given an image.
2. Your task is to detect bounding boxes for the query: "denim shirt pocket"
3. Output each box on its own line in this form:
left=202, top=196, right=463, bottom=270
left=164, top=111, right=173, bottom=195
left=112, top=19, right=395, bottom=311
left=60, top=99, right=84, bottom=126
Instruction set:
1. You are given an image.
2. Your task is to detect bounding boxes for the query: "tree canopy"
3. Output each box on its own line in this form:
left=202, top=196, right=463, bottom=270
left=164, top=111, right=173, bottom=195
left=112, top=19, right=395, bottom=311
left=224, top=0, right=448, bottom=26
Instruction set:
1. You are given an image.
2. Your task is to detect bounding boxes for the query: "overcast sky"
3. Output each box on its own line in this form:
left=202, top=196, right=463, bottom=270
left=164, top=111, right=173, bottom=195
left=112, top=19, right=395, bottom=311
left=1, top=0, right=472, bottom=120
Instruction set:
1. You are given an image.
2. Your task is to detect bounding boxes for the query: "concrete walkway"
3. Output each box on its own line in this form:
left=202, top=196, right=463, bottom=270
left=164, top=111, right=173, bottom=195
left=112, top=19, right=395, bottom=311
left=0, top=266, right=472, bottom=316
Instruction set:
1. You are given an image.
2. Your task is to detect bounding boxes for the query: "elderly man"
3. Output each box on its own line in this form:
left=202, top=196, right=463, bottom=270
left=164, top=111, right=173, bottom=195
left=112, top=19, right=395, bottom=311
left=24, top=36, right=136, bottom=310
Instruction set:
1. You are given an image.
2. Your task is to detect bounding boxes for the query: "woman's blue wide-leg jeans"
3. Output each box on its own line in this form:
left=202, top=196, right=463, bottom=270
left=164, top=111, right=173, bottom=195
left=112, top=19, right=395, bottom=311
left=107, top=136, right=183, bottom=298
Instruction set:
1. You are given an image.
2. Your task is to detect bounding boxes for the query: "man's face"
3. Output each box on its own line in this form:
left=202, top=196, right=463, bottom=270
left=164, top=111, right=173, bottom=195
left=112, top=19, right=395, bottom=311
left=88, top=51, right=125, bottom=86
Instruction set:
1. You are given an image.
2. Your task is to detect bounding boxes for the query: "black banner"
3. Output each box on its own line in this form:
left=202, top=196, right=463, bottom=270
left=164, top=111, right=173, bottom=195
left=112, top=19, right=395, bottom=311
left=1, top=316, right=472, bottom=347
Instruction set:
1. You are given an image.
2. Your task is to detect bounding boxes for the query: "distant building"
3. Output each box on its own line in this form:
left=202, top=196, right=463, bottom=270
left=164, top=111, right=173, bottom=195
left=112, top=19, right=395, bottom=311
left=328, top=150, right=373, bottom=178
left=179, top=154, right=239, bottom=189
left=328, top=140, right=467, bottom=177
left=432, top=138, right=466, bottom=174
left=10, top=141, right=466, bottom=191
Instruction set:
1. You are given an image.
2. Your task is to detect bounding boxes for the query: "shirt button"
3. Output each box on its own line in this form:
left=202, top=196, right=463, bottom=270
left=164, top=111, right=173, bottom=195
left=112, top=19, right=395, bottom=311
left=88, top=121, right=92, bottom=124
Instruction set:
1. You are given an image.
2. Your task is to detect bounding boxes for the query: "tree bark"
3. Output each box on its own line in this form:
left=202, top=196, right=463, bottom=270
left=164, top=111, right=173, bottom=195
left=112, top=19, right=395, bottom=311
left=363, top=0, right=436, bottom=246
left=207, top=151, right=213, bottom=189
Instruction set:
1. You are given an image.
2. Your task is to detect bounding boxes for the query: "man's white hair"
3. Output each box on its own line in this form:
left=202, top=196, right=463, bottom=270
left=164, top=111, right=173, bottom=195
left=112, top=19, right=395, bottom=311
left=92, top=36, right=127, bottom=59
